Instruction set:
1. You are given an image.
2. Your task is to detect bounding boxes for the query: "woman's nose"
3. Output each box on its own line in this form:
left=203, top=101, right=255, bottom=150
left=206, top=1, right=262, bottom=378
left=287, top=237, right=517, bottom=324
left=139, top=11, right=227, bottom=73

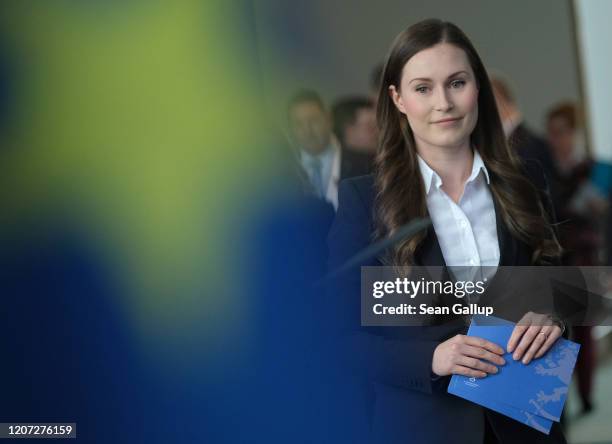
left=434, top=88, right=454, bottom=112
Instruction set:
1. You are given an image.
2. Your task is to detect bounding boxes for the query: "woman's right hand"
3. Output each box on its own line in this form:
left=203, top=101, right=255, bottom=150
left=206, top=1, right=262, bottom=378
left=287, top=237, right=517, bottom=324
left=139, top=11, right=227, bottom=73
left=432, top=334, right=506, bottom=378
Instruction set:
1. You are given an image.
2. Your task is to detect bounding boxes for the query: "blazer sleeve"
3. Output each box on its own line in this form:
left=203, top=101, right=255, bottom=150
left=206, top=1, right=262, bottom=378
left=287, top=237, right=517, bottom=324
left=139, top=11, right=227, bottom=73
left=327, top=179, right=442, bottom=395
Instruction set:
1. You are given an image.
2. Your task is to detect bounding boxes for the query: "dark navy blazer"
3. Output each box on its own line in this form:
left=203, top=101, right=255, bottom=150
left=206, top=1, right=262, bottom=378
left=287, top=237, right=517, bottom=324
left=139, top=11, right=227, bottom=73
left=327, top=163, right=567, bottom=444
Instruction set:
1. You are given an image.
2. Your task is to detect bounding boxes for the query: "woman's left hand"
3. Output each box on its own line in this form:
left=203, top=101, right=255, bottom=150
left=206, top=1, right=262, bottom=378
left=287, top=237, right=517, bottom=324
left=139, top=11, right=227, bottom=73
left=506, top=311, right=563, bottom=364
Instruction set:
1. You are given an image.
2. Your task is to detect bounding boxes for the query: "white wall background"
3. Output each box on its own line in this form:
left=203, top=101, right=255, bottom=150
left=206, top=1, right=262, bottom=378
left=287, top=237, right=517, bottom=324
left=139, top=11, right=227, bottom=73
left=574, top=0, right=612, bottom=161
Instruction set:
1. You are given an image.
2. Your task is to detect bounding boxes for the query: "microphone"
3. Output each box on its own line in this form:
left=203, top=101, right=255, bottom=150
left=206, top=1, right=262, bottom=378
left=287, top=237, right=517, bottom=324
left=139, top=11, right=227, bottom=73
left=321, top=217, right=431, bottom=283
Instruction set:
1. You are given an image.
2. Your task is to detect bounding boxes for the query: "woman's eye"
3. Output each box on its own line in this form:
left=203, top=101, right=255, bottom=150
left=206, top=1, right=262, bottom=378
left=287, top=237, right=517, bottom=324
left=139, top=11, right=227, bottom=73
left=415, top=86, right=429, bottom=94
left=450, top=79, right=466, bottom=89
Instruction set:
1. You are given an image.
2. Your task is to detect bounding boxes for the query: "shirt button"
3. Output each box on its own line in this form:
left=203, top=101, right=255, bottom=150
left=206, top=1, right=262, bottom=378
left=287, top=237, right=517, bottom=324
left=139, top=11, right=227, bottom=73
left=460, top=220, right=467, bottom=228
left=469, top=259, right=476, bottom=266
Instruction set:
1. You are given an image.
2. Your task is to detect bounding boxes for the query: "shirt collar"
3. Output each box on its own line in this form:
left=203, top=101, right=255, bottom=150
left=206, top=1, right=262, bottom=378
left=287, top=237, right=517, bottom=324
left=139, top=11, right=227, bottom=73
left=299, top=136, right=339, bottom=166
left=417, top=155, right=439, bottom=194
left=417, top=149, right=490, bottom=195
left=467, top=150, right=491, bottom=185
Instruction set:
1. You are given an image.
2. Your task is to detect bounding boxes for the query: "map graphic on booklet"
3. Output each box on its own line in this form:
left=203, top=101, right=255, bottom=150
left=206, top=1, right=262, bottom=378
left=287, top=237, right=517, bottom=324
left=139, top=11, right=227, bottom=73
left=447, top=315, right=580, bottom=434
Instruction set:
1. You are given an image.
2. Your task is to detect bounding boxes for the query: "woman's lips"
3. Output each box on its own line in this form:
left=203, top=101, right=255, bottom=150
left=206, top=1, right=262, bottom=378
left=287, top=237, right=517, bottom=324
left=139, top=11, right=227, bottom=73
left=432, top=117, right=462, bottom=126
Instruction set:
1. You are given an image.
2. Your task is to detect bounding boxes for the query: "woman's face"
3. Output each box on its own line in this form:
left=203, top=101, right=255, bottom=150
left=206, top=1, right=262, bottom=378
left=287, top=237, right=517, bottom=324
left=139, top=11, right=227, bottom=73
left=389, top=43, right=479, bottom=153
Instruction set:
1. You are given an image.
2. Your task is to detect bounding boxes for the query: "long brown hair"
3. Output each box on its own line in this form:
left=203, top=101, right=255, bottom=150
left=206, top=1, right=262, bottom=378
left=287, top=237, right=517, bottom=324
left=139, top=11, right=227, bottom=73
left=374, top=19, right=561, bottom=265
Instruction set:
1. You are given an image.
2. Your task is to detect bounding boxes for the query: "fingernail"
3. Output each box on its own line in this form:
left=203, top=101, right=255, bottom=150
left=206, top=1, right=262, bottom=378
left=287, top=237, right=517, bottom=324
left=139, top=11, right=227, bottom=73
left=492, top=367, right=498, bottom=373
left=522, top=358, right=529, bottom=364
left=499, top=359, right=506, bottom=365
left=513, top=354, right=519, bottom=360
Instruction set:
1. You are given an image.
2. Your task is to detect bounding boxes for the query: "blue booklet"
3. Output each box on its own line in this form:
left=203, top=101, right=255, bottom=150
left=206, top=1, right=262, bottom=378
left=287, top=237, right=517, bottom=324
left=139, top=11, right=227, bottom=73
left=447, top=315, right=580, bottom=434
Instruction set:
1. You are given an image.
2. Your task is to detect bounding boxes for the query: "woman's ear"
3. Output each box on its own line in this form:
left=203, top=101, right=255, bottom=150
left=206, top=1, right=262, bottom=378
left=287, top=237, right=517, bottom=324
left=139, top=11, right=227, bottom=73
left=389, top=85, right=406, bottom=114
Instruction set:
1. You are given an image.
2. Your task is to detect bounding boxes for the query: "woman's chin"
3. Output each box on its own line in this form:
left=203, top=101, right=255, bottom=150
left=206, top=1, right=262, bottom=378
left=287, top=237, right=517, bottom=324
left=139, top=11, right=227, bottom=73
left=426, top=135, right=471, bottom=150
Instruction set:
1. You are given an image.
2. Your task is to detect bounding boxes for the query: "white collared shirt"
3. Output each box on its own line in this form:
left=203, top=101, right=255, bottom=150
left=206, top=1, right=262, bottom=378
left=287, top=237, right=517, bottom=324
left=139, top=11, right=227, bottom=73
left=300, top=136, right=341, bottom=210
left=417, top=151, right=500, bottom=274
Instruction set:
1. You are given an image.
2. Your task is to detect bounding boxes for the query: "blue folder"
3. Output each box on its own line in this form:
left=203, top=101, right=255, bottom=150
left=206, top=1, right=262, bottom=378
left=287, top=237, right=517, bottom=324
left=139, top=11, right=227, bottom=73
left=448, top=315, right=580, bottom=434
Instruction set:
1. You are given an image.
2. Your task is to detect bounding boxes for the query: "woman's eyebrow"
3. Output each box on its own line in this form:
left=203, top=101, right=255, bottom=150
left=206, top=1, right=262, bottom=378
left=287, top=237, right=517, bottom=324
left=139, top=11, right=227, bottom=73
left=408, top=71, right=469, bottom=85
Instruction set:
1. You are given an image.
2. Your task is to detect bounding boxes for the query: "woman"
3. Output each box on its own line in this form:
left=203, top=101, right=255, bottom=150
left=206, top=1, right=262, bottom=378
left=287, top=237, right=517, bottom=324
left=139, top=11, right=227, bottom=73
left=328, top=19, right=566, bottom=443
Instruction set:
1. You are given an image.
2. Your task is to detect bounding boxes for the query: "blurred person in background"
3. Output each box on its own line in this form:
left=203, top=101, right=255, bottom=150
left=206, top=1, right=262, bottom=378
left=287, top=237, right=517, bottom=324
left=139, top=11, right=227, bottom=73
left=547, top=102, right=590, bottom=178
left=546, top=101, right=597, bottom=415
left=332, top=96, right=378, bottom=158
left=241, top=132, right=341, bottom=442
left=288, top=89, right=370, bottom=210
left=491, top=75, right=559, bottom=195
left=546, top=102, right=599, bottom=265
